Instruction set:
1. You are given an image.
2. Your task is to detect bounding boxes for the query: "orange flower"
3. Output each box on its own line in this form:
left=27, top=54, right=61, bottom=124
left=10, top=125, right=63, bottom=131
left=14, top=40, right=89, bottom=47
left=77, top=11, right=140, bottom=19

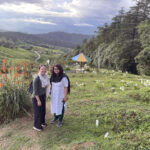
left=22, top=72, right=26, bottom=77
left=3, top=59, right=7, bottom=63
left=0, top=83, right=3, bottom=87
left=0, top=71, right=1, bottom=75
left=15, top=72, right=19, bottom=77
left=2, top=74, right=5, bottom=78
left=2, top=66, right=6, bottom=72
left=33, top=72, right=37, bottom=75
left=16, top=81, right=19, bottom=85
left=8, top=67, right=11, bottom=72
left=17, top=66, right=20, bottom=71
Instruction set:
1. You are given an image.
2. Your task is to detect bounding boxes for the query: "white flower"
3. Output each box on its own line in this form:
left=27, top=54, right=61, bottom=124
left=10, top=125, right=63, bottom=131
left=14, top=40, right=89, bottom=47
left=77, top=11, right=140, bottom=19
left=96, top=120, right=99, bottom=127
left=104, top=132, right=109, bottom=138
left=120, top=86, right=125, bottom=91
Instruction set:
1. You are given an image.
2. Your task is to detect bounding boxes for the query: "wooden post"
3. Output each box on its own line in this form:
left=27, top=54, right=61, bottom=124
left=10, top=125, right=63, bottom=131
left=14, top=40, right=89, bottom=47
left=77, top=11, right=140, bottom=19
left=98, top=47, right=100, bottom=72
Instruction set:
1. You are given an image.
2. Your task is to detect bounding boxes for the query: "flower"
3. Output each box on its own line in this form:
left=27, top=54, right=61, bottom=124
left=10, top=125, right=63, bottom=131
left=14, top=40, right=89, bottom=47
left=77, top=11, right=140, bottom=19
left=2, top=74, right=5, bottom=78
left=15, top=73, right=19, bottom=77
left=0, top=83, right=3, bottom=87
left=0, top=71, right=1, bottom=75
left=22, top=72, right=25, bottom=77
left=104, top=132, right=109, bottom=138
left=8, top=67, right=11, bottom=72
left=3, top=59, right=7, bottom=63
left=17, top=66, right=20, bottom=71
left=2, top=66, right=6, bottom=72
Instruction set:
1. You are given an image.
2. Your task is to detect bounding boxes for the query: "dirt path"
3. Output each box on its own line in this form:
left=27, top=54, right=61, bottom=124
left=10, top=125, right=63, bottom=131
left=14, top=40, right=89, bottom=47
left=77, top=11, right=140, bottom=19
left=34, top=51, right=41, bottom=62
left=0, top=101, right=52, bottom=150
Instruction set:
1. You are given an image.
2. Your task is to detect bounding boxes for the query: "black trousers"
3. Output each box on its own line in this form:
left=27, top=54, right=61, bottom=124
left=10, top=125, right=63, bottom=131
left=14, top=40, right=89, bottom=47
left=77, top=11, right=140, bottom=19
left=32, top=94, right=46, bottom=129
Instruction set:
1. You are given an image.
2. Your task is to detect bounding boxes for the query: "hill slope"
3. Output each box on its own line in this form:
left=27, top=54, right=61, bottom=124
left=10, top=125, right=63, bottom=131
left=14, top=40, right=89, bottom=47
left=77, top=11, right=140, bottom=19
left=0, top=31, right=92, bottom=48
left=0, top=70, right=150, bottom=149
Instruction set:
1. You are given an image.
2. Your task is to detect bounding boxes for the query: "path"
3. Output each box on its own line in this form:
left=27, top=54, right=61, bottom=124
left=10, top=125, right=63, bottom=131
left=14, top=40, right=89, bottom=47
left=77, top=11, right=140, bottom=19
left=0, top=102, right=52, bottom=150
left=34, top=51, right=41, bottom=62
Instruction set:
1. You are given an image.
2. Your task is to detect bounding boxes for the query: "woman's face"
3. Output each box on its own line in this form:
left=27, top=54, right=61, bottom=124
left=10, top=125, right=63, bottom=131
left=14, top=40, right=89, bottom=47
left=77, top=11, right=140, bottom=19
left=39, top=66, right=47, bottom=76
left=54, top=67, right=60, bottom=75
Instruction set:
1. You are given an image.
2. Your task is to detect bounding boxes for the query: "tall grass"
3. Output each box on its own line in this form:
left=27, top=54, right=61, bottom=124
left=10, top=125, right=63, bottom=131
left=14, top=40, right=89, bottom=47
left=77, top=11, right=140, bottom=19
left=0, top=59, right=32, bottom=123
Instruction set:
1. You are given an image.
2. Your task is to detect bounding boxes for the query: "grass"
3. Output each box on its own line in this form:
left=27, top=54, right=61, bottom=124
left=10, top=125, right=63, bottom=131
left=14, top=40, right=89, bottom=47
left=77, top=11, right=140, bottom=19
left=1, top=69, right=150, bottom=150
left=0, top=46, right=65, bottom=64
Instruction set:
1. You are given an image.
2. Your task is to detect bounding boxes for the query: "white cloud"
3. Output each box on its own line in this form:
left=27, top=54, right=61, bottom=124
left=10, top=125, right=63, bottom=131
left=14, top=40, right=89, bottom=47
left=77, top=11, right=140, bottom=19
left=0, top=0, right=136, bottom=34
left=0, top=0, right=135, bottom=18
left=74, top=23, right=94, bottom=27
left=21, top=18, right=57, bottom=25
left=1, top=17, right=57, bottom=25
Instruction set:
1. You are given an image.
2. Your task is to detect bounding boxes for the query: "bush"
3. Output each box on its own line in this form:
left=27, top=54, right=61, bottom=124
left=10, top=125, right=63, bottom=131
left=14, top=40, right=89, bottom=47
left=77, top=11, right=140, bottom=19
left=0, top=59, right=32, bottom=123
left=0, top=83, right=31, bottom=123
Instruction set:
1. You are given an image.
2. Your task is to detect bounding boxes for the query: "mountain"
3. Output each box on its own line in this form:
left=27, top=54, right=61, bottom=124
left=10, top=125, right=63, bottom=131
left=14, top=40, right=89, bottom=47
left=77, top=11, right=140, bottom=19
left=37, top=32, right=92, bottom=48
left=0, top=31, right=92, bottom=49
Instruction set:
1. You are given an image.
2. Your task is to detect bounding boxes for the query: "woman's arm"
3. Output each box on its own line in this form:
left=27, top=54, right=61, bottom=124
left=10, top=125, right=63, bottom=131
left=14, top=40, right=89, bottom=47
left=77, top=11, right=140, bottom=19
left=35, top=95, right=42, bottom=106
left=33, top=77, right=42, bottom=106
left=63, top=87, right=68, bottom=102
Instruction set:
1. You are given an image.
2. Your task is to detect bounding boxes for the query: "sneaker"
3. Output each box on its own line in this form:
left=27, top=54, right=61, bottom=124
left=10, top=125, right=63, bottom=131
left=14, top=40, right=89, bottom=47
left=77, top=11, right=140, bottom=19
left=50, top=118, right=58, bottom=124
left=57, top=121, right=63, bottom=127
left=33, top=126, right=42, bottom=131
left=41, top=123, right=47, bottom=128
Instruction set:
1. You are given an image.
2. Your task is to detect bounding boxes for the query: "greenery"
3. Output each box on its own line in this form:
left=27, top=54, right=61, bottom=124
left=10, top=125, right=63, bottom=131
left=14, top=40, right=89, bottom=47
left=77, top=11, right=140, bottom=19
left=0, top=70, right=150, bottom=149
left=0, top=31, right=91, bottom=49
left=68, top=0, right=150, bottom=75
left=0, top=82, right=31, bottom=123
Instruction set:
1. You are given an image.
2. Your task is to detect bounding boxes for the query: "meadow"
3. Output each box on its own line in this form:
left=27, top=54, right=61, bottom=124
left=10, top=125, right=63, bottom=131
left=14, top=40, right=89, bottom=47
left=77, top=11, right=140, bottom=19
left=0, top=46, right=64, bottom=65
left=0, top=69, right=150, bottom=150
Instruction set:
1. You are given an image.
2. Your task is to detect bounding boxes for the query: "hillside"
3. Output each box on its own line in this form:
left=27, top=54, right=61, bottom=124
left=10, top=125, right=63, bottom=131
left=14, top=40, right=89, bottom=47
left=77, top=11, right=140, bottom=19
left=71, top=1, right=150, bottom=75
left=0, top=31, right=92, bottom=49
left=0, top=46, right=64, bottom=64
left=0, top=70, right=150, bottom=149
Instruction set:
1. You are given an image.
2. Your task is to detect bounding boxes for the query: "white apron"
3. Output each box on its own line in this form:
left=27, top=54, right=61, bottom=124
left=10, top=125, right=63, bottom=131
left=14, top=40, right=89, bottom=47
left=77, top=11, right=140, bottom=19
left=51, top=77, right=68, bottom=115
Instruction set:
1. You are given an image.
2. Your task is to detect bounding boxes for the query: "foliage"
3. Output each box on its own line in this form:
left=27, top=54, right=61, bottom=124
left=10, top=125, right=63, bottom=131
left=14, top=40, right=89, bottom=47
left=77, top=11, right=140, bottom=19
left=135, top=20, right=150, bottom=75
left=70, top=0, right=150, bottom=75
left=0, top=60, right=32, bottom=123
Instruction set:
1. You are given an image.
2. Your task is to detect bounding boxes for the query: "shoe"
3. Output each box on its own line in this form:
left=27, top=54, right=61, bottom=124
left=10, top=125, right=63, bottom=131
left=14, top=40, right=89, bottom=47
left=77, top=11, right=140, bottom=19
left=57, top=121, right=63, bottom=127
left=50, top=118, right=58, bottom=124
left=33, top=126, right=42, bottom=131
left=41, top=123, right=47, bottom=128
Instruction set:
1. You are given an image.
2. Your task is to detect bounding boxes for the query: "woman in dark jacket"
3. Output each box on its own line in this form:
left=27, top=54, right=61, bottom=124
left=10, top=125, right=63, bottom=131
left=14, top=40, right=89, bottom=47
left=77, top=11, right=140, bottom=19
left=32, top=65, right=50, bottom=131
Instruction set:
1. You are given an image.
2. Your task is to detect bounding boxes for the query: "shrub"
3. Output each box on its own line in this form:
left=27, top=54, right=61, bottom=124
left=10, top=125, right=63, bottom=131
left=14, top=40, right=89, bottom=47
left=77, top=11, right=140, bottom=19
left=0, top=59, right=32, bottom=123
left=0, top=83, right=31, bottom=123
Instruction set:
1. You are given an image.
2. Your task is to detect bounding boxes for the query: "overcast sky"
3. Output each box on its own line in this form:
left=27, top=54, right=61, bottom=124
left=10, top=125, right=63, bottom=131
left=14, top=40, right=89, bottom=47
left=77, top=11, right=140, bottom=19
left=0, top=0, right=135, bottom=34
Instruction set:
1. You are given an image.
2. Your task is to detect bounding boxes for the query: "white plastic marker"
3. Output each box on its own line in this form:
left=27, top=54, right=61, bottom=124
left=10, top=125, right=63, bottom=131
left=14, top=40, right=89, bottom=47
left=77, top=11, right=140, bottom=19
left=96, top=120, right=99, bottom=127
left=104, top=132, right=109, bottom=138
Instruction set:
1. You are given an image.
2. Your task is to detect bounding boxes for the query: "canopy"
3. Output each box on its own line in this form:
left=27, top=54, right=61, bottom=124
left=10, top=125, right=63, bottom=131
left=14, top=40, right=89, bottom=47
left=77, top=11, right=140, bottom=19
left=72, top=53, right=91, bottom=62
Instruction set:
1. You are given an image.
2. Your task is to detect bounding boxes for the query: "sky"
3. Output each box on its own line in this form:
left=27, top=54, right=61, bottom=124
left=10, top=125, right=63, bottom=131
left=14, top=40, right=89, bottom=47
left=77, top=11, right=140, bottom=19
left=0, top=0, right=135, bottom=34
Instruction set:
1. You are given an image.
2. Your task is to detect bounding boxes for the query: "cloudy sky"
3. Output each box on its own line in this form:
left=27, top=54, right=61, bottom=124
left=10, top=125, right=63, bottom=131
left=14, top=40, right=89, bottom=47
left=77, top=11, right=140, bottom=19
left=0, top=0, right=135, bottom=34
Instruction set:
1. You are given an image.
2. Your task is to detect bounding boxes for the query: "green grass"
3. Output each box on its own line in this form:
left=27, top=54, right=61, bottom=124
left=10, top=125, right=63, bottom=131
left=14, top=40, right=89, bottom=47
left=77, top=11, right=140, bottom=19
left=0, top=46, right=36, bottom=64
left=0, top=46, right=65, bottom=64
left=1, top=69, right=150, bottom=150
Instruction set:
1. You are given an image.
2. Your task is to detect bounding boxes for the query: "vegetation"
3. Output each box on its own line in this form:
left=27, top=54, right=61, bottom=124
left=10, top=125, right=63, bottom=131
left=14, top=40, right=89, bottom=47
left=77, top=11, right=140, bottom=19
left=0, top=31, right=91, bottom=49
left=68, top=0, right=150, bottom=75
left=0, top=70, right=150, bottom=149
left=0, top=60, right=32, bottom=123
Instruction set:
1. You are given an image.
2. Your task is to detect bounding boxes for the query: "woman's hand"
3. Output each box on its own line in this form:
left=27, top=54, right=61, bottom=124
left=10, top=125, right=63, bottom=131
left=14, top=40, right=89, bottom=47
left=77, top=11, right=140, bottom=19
left=63, top=96, right=68, bottom=102
left=35, top=95, right=42, bottom=107
left=37, top=100, right=42, bottom=107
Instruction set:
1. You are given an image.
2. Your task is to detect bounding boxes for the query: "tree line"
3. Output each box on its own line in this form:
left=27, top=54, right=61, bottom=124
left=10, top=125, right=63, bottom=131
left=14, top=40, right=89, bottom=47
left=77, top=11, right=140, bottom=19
left=70, top=0, right=150, bottom=75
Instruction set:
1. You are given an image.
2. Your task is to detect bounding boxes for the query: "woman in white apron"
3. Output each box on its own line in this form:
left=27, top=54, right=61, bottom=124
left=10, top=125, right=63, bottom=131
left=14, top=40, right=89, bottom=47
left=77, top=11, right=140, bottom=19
left=50, top=64, right=70, bottom=127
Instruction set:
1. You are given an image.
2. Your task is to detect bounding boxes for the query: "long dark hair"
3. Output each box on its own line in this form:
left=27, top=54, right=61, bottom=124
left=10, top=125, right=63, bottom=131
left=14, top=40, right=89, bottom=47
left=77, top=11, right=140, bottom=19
left=51, top=64, right=63, bottom=77
left=50, top=64, right=70, bottom=94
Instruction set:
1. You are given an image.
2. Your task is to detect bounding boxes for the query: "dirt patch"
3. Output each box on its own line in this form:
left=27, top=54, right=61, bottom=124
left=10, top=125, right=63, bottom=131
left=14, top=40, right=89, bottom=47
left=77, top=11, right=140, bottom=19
left=60, top=142, right=96, bottom=150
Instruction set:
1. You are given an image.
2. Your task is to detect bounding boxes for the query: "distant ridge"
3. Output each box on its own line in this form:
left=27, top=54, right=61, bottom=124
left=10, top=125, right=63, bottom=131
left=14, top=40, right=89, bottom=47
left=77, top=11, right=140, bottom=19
left=0, top=31, right=92, bottom=48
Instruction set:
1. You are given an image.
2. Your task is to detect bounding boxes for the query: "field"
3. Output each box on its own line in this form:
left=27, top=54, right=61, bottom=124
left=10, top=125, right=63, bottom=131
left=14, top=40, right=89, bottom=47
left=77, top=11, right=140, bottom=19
left=0, top=69, right=150, bottom=150
left=0, top=46, right=64, bottom=64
